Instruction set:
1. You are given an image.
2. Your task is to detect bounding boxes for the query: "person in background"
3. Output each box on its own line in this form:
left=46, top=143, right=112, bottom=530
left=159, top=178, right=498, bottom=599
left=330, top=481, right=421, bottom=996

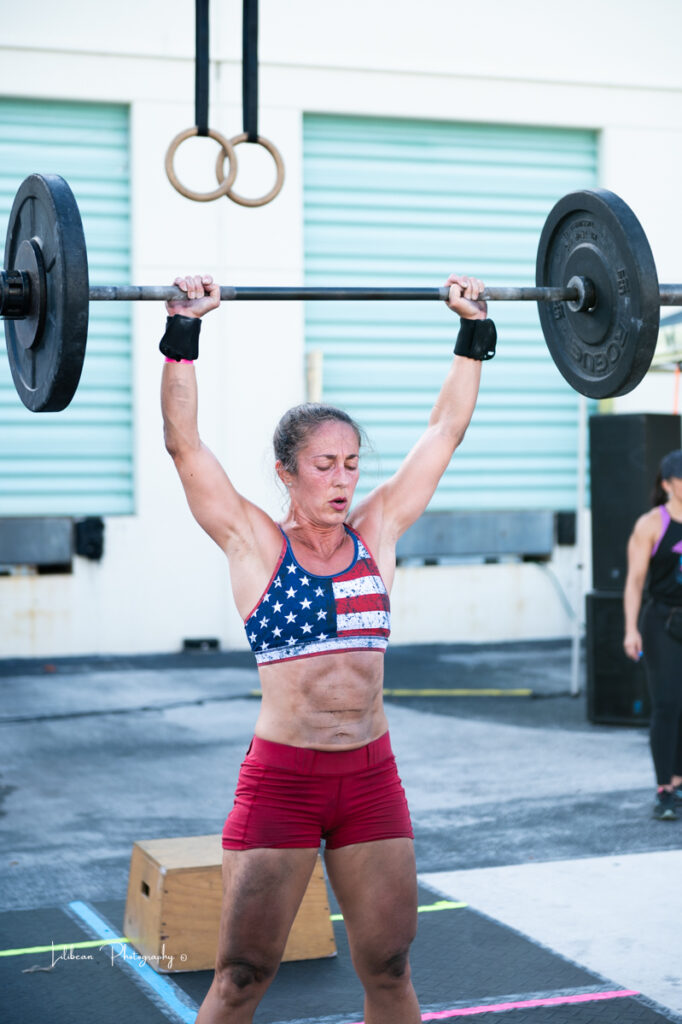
left=624, top=449, right=682, bottom=821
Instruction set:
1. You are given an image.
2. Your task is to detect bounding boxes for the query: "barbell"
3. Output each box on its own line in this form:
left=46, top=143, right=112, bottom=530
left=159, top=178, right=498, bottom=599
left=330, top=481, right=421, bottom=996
left=0, top=172, right=677, bottom=412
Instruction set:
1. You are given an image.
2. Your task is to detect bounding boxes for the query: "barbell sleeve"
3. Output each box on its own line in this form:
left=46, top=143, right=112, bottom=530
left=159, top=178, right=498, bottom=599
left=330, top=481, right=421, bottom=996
left=658, top=286, right=682, bottom=305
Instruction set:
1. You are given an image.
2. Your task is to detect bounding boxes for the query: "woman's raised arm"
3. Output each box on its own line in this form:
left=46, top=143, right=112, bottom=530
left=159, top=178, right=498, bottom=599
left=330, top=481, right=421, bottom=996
left=160, top=275, right=266, bottom=556
left=352, top=274, right=493, bottom=547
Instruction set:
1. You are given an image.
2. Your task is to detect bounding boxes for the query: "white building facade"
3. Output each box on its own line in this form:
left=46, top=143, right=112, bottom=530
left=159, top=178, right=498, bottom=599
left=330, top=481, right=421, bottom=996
left=1, top=0, right=682, bottom=657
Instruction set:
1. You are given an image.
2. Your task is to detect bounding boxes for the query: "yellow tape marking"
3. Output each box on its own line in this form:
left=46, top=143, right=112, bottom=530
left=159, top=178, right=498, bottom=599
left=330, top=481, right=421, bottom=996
left=330, top=898, right=466, bottom=921
left=1, top=901, right=467, bottom=957
left=383, top=688, right=532, bottom=697
left=0, top=937, right=129, bottom=958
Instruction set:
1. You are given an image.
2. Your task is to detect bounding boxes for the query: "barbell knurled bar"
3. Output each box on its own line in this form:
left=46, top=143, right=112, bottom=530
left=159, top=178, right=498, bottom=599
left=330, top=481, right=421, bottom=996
left=85, top=285, right=582, bottom=303
left=1, top=174, right=677, bottom=411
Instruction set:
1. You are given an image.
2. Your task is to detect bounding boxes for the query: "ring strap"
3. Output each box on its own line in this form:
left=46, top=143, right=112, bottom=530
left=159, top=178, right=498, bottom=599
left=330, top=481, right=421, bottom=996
left=195, top=0, right=210, bottom=137
left=242, top=0, right=259, bottom=143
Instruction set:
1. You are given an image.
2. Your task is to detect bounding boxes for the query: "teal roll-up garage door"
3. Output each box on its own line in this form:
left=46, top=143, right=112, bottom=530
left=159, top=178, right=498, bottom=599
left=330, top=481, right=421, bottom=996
left=303, top=115, right=598, bottom=510
left=0, top=99, right=132, bottom=516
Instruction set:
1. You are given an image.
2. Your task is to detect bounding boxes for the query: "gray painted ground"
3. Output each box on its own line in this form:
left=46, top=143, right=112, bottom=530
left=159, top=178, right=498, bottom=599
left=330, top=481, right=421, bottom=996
left=0, top=642, right=680, bottom=1016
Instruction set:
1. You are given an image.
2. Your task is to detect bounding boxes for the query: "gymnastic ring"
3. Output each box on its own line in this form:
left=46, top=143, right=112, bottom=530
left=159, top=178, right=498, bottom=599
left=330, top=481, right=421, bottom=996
left=215, top=132, right=285, bottom=208
left=165, top=127, right=238, bottom=203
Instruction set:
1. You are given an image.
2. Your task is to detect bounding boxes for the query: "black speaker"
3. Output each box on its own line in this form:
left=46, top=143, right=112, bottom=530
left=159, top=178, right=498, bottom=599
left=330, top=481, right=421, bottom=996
left=75, top=517, right=105, bottom=561
left=589, top=413, right=681, bottom=592
left=585, top=591, right=651, bottom=725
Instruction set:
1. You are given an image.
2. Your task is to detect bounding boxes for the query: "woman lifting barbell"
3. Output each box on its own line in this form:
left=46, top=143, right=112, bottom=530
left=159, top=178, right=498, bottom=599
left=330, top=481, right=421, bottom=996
left=159, top=273, right=495, bottom=1024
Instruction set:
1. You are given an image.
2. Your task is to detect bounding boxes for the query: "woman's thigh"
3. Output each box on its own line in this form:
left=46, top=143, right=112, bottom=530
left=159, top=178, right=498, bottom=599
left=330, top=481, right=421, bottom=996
left=216, top=847, right=320, bottom=971
left=324, top=838, right=418, bottom=976
left=642, top=604, right=682, bottom=707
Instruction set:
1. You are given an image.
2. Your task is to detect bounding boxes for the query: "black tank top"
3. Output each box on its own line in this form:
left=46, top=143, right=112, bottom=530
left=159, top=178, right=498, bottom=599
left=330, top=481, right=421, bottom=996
left=649, top=506, right=682, bottom=606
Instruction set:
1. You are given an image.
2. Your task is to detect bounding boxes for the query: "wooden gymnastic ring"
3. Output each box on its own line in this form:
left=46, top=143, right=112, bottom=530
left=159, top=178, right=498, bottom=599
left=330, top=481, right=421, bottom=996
left=215, top=132, right=285, bottom=208
left=165, top=127, right=238, bottom=203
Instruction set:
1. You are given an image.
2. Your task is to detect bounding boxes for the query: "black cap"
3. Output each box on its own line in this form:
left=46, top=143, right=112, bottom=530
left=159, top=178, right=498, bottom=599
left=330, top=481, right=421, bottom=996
left=660, top=449, right=682, bottom=480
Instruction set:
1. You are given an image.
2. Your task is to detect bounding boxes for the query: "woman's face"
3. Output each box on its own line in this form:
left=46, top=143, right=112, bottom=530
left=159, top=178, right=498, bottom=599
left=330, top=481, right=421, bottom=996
left=663, top=476, right=682, bottom=504
left=278, top=420, right=360, bottom=524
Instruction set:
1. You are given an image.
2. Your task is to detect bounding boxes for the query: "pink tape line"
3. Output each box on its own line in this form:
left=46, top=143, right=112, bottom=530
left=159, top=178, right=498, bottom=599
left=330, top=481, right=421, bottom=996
left=164, top=358, right=194, bottom=364
left=341, top=989, right=640, bottom=1023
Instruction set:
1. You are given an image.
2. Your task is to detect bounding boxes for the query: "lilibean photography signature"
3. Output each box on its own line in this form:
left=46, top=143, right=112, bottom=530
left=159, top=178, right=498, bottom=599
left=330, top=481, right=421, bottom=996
left=23, top=941, right=188, bottom=973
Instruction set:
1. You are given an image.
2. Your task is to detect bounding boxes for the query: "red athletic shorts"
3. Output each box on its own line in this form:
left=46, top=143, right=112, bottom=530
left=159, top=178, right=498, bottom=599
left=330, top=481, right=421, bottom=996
left=222, top=732, right=413, bottom=850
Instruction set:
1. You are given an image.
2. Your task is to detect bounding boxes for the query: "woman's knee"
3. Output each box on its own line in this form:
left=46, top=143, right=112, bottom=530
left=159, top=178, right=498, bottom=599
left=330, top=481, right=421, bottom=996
left=356, top=942, right=415, bottom=989
left=651, top=699, right=680, bottom=727
left=213, top=954, right=278, bottom=1008
left=379, top=947, right=412, bottom=981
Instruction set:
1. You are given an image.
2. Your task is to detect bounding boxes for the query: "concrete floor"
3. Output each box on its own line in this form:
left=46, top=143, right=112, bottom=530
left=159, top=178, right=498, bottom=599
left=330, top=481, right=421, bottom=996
left=1, top=641, right=680, bottom=1021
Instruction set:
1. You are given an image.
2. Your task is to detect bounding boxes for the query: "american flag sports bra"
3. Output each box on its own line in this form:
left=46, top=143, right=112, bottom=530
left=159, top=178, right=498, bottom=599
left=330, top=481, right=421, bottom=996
left=244, top=524, right=391, bottom=665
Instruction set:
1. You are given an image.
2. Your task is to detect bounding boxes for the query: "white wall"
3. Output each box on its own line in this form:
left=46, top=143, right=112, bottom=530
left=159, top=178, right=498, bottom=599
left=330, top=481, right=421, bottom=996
left=1, top=0, right=681, bottom=657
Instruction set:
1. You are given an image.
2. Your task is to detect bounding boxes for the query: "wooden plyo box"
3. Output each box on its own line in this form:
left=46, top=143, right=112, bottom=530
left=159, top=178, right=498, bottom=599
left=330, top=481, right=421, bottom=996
left=124, top=835, right=337, bottom=973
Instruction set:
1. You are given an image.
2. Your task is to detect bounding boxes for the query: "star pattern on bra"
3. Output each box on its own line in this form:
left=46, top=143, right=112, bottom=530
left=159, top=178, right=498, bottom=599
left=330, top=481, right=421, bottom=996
left=244, top=530, right=390, bottom=663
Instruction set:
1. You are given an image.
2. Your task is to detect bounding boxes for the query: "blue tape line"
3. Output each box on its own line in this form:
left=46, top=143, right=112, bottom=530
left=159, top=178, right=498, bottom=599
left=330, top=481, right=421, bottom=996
left=68, top=901, right=198, bottom=1023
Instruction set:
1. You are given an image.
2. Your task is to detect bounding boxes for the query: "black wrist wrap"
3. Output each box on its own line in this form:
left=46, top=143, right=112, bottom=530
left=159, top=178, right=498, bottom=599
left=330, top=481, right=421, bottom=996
left=454, top=318, right=497, bottom=361
left=159, top=315, right=201, bottom=361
